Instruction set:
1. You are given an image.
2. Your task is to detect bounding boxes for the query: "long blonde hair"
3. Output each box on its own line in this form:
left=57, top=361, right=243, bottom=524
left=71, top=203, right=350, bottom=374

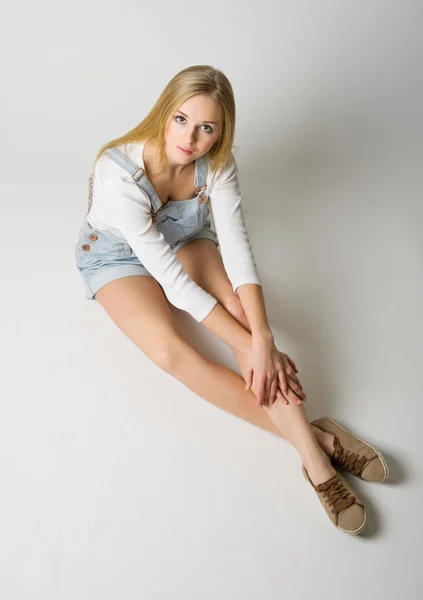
left=93, top=65, right=237, bottom=182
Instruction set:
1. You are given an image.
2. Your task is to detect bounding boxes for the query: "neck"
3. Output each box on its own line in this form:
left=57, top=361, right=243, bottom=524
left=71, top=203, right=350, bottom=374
left=143, top=139, right=192, bottom=179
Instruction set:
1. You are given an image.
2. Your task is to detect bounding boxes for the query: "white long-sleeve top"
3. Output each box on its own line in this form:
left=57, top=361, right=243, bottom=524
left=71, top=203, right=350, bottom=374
left=87, top=141, right=262, bottom=322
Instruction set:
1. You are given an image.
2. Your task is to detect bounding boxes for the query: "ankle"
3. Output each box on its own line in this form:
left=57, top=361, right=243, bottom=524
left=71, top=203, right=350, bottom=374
left=303, top=450, right=336, bottom=486
left=301, top=444, right=332, bottom=470
left=311, top=425, right=335, bottom=458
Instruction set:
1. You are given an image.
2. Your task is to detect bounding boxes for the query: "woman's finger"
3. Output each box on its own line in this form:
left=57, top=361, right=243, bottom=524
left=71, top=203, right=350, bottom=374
left=276, top=370, right=306, bottom=405
left=266, top=376, right=274, bottom=406
left=276, top=369, right=289, bottom=404
left=245, top=368, right=253, bottom=391
left=287, top=375, right=307, bottom=403
left=268, top=378, right=278, bottom=406
left=289, top=372, right=305, bottom=393
left=287, top=371, right=302, bottom=388
left=256, top=374, right=267, bottom=407
left=265, top=375, right=274, bottom=406
left=277, top=367, right=289, bottom=396
left=284, top=353, right=298, bottom=373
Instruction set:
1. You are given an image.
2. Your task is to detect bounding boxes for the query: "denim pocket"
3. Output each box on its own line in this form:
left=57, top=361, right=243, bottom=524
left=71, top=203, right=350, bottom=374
left=75, top=226, right=132, bottom=271
left=157, top=202, right=209, bottom=245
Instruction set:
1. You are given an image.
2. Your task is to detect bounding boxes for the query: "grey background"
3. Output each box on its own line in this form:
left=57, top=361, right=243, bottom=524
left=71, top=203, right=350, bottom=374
left=1, top=1, right=422, bottom=598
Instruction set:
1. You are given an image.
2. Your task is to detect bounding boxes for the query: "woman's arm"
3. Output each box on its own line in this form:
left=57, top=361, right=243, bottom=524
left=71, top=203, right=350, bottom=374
left=235, top=283, right=273, bottom=340
left=208, top=154, right=274, bottom=345
left=200, top=284, right=272, bottom=355
left=209, top=153, right=263, bottom=295
left=201, top=302, right=253, bottom=355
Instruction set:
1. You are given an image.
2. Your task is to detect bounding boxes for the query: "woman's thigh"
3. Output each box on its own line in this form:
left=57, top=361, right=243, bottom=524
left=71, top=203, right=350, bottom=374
left=175, top=239, right=236, bottom=308
left=94, top=276, right=184, bottom=368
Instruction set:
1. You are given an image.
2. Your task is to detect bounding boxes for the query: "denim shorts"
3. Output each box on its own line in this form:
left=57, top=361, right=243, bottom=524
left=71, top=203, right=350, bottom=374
left=74, top=218, right=219, bottom=299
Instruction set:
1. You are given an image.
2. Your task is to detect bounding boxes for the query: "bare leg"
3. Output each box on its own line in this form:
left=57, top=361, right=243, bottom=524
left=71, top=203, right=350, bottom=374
left=236, top=346, right=336, bottom=478
left=170, top=239, right=337, bottom=486
left=163, top=328, right=336, bottom=485
left=227, top=312, right=336, bottom=485
left=160, top=337, right=334, bottom=485
left=95, top=276, right=335, bottom=486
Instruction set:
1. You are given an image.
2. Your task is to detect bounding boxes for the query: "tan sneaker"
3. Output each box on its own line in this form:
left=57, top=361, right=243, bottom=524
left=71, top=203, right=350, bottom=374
left=311, top=417, right=389, bottom=482
left=302, top=464, right=367, bottom=535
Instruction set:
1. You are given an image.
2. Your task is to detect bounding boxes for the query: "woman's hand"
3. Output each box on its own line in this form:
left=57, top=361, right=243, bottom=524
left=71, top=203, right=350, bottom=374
left=244, top=336, right=307, bottom=407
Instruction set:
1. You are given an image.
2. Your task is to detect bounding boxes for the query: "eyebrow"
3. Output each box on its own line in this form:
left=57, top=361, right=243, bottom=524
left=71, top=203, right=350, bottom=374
left=177, top=110, right=218, bottom=125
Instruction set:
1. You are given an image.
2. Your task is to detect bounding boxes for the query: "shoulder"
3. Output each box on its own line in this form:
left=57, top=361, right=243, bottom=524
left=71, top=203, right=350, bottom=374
left=94, top=150, right=150, bottom=211
left=208, top=151, right=238, bottom=189
left=208, top=151, right=240, bottom=196
left=95, top=151, right=127, bottom=182
left=95, top=143, right=144, bottom=183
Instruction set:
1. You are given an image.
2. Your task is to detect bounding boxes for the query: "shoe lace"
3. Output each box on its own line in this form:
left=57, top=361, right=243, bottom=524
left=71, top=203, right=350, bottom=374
left=333, top=437, right=367, bottom=476
left=316, top=475, right=355, bottom=515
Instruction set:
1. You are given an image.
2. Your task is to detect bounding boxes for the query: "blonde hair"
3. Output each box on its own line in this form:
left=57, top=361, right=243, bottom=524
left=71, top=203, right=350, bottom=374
left=94, top=65, right=237, bottom=181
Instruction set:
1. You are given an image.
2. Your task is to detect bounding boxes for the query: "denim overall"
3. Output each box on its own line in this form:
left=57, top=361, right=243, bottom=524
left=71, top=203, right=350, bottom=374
left=74, top=146, right=219, bottom=299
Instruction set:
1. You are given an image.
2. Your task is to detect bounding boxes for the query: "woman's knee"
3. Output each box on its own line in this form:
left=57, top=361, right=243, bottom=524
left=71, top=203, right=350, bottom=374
left=152, top=337, right=186, bottom=374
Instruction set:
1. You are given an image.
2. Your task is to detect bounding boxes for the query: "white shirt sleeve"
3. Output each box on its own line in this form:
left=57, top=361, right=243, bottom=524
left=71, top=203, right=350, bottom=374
left=209, top=152, right=262, bottom=292
left=95, top=154, right=218, bottom=322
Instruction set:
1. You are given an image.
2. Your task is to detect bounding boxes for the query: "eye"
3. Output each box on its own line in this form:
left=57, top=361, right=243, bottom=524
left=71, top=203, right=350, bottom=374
left=174, top=115, right=214, bottom=134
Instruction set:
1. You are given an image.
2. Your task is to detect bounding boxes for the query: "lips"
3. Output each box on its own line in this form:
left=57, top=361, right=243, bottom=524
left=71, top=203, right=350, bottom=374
left=178, top=146, right=194, bottom=154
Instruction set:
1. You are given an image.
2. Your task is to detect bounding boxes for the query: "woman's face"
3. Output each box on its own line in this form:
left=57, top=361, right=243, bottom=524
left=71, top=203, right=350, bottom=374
left=164, top=94, right=222, bottom=165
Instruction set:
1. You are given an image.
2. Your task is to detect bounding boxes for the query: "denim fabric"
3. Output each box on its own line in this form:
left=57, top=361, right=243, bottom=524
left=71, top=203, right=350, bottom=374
left=74, top=147, right=219, bottom=299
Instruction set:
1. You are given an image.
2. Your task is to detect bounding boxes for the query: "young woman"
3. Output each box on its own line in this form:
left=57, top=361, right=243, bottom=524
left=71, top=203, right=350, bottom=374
left=74, top=65, right=388, bottom=535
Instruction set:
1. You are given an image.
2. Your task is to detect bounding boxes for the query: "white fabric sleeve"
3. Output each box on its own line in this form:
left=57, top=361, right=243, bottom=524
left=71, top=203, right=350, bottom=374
left=209, top=152, right=262, bottom=292
left=97, top=155, right=218, bottom=322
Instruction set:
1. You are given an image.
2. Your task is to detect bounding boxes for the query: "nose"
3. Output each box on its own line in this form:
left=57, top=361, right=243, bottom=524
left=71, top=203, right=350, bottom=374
left=185, top=128, right=197, bottom=145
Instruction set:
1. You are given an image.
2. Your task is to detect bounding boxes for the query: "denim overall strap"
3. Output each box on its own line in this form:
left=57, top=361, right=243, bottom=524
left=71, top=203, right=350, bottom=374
left=194, top=153, right=208, bottom=192
left=104, top=147, right=160, bottom=214
left=104, top=146, right=209, bottom=213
